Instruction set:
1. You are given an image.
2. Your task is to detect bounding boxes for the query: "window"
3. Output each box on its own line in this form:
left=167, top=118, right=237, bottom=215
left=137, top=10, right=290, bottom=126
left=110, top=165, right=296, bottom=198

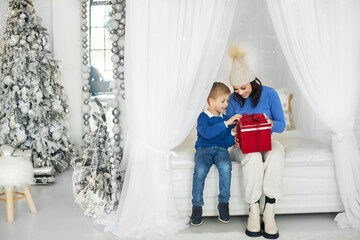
left=88, top=0, right=112, bottom=94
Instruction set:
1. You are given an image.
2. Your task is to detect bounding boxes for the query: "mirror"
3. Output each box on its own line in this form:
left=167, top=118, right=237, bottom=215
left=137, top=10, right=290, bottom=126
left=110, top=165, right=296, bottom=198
left=74, top=0, right=125, bottom=219
left=80, top=0, right=125, bottom=137
left=88, top=0, right=113, bottom=95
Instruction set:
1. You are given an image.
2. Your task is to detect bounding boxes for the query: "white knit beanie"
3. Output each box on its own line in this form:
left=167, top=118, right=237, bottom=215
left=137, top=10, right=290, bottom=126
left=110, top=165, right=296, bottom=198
left=228, top=45, right=255, bottom=87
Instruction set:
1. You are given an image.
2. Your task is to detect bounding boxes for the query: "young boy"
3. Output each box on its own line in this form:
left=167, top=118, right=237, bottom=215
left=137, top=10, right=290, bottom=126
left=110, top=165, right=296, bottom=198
left=191, top=82, right=241, bottom=226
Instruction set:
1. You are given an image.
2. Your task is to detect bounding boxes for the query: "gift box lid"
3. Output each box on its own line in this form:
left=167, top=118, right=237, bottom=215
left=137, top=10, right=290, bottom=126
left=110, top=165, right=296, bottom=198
left=238, top=113, right=272, bottom=131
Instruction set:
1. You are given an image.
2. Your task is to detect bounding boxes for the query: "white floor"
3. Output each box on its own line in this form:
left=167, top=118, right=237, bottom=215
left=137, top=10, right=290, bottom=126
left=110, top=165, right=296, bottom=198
left=1, top=169, right=360, bottom=240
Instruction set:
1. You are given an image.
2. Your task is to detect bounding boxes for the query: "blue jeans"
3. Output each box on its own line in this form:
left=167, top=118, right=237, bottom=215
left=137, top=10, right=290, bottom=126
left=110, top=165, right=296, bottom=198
left=192, top=146, right=232, bottom=206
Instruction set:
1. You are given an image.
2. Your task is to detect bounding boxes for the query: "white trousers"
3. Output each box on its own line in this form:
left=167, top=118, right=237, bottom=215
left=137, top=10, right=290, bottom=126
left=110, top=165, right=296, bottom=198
left=230, top=140, right=285, bottom=204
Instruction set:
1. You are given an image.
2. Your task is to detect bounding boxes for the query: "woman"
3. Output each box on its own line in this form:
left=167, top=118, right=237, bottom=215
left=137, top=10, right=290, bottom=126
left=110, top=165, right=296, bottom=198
left=226, top=46, right=285, bottom=239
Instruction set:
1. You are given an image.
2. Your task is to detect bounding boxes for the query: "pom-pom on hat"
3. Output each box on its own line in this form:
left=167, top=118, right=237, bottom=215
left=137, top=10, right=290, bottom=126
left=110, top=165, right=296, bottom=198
left=228, top=45, right=255, bottom=87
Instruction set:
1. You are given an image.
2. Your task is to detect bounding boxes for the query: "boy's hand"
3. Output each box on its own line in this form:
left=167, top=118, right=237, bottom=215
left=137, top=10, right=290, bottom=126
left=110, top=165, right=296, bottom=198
left=234, top=135, right=240, bottom=147
left=226, top=114, right=242, bottom=126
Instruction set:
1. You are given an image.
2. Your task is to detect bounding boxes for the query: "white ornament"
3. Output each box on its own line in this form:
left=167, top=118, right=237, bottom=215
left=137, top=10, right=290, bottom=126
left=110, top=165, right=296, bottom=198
left=52, top=131, right=62, bottom=141
left=109, top=81, right=116, bottom=89
left=114, top=13, right=122, bottom=20
left=11, top=35, right=19, bottom=43
left=82, top=104, right=91, bottom=113
left=36, top=91, right=43, bottom=102
left=27, top=36, right=34, bottom=42
left=4, top=76, right=12, bottom=85
left=83, top=125, right=90, bottom=133
left=111, top=99, right=119, bottom=108
left=113, top=146, right=121, bottom=153
left=110, top=21, right=119, bottom=29
left=21, top=105, right=30, bottom=114
left=82, top=73, right=90, bottom=79
left=112, top=125, right=121, bottom=134
left=40, top=126, right=49, bottom=135
left=82, top=92, right=90, bottom=99
left=117, top=38, right=125, bottom=47
left=82, top=65, right=90, bottom=72
left=112, top=89, right=120, bottom=95
left=111, top=55, right=120, bottom=63
left=118, top=65, right=124, bottom=72
left=17, top=133, right=27, bottom=143
left=53, top=104, right=63, bottom=112
left=1, top=127, right=10, bottom=135
left=111, top=34, right=119, bottom=42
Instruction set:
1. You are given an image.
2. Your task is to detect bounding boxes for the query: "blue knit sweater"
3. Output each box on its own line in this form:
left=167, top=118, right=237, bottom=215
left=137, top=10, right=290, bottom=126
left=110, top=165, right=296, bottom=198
left=195, top=110, right=236, bottom=149
left=226, top=86, right=285, bottom=133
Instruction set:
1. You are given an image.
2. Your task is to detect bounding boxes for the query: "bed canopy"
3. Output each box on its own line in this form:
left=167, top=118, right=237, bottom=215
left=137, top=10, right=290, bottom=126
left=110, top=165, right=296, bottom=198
left=98, top=0, right=360, bottom=239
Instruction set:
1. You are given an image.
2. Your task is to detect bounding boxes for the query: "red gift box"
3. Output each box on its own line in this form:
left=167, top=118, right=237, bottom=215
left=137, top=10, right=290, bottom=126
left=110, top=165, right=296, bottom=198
left=236, top=113, right=272, bottom=154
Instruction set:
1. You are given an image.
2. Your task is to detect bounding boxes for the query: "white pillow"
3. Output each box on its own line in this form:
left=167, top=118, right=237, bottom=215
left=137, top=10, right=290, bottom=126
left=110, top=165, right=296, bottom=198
left=276, top=88, right=295, bottom=130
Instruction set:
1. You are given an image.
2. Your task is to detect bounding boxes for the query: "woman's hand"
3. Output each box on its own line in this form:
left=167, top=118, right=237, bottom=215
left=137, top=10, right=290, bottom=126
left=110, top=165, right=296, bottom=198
left=226, top=114, right=242, bottom=126
left=265, top=116, right=273, bottom=128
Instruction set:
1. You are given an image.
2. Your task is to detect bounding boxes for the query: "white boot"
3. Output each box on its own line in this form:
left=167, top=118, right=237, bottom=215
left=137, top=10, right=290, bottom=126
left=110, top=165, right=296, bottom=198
left=245, top=202, right=261, bottom=237
left=262, top=200, right=279, bottom=239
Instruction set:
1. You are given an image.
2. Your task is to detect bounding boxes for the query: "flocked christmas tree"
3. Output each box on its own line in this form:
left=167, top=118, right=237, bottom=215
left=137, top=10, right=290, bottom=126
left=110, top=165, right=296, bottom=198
left=0, top=0, right=74, bottom=172
left=72, top=98, right=123, bottom=219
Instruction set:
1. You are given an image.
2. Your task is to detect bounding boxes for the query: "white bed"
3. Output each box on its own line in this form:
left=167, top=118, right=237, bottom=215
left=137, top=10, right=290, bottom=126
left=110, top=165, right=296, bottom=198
left=170, top=129, right=344, bottom=216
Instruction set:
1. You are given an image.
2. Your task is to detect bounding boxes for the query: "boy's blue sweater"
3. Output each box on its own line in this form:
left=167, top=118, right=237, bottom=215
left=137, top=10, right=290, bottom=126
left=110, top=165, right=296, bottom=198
left=195, top=110, right=236, bottom=149
left=226, top=86, right=285, bottom=133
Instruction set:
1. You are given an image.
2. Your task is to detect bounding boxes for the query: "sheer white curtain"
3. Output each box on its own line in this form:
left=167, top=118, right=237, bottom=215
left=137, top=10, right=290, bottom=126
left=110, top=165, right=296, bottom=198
left=98, top=0, right=237, bottom=239
left=266, top=0, right=360, bottom=229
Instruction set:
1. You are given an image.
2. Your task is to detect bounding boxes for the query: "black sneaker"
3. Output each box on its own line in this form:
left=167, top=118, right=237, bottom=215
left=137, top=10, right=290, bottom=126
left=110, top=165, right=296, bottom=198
left=191, top=206, right=203, bottom=226
left=217, top=202, right=230, bottom=223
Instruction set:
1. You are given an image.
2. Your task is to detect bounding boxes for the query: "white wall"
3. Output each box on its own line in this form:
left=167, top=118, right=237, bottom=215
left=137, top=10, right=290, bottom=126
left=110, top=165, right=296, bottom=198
left=52, top=0, right=82, bottom=149
left=0, top=0, right=8, bottom=38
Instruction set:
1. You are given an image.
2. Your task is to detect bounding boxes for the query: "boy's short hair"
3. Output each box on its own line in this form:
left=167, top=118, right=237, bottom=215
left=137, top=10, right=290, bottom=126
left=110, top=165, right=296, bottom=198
left=207, top=82, right=231, bottom=103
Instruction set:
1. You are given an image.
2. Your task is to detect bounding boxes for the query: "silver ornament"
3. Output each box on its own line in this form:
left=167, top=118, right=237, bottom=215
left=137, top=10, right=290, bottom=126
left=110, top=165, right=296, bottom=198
left=118, top=23, right=125, bottom=30
left=84, top=120, right=90, bottom=126
left=111, top=47, right=119, bottom=53
left=83, top=85, right=90, bottom=92
left=81, top=25, right=88, bottom=32
left=113, top=118, right=119, bottom=124
left=119, top=72, right=124, bottom=80
left=112, top=109, right=120, bottom=117
left=120, top=82, right=125, bottom=90
left=83, top=113, right=91, bottom=120
left=119, top=48, right=124, bottom=57
left=114, top=134, right=120, bottom=141
left=116, top=28, right=125, bottom=37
